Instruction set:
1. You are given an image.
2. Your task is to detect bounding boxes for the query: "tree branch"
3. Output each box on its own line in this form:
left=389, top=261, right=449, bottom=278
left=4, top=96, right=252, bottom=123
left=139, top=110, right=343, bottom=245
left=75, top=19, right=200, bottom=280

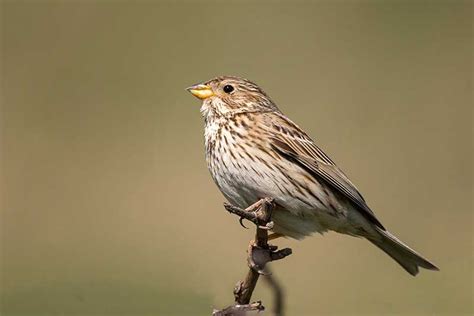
left=213, top=198, right=292, bottom=315
left=212, top=301, right=264, bottom=316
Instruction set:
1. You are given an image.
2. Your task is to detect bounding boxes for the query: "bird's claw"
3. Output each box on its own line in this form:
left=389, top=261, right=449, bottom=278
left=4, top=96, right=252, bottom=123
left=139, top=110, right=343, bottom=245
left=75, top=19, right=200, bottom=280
left=239, top=217, right=249, bottom=229
left=225, top=198, right=276, bottom=230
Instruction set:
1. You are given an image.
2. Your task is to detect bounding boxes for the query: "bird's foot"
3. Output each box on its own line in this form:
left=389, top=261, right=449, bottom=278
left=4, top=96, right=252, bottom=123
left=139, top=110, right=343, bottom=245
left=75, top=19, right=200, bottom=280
left=224, top=197, right=275, bottom=229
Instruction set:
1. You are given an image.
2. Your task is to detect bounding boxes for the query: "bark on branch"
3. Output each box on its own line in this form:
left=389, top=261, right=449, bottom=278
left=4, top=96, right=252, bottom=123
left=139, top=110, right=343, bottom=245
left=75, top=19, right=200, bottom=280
left=213, top=198, right=292, bottom=316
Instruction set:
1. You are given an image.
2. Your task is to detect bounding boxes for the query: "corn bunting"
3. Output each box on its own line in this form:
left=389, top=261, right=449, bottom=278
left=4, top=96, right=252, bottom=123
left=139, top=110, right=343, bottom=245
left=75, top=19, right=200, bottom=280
left=187, top=76, right=438, bottom=276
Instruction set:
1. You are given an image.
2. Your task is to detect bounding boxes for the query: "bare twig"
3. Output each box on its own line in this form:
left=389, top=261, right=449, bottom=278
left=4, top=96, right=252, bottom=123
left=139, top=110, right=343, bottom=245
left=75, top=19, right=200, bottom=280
left=214, top=198, right=292, bottom=315
left=212, top=301, right=264, bottom=316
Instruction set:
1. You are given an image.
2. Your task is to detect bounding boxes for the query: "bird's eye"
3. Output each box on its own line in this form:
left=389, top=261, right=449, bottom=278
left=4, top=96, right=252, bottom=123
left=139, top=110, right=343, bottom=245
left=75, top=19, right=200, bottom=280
left=223, top=85, right=234, bottom=93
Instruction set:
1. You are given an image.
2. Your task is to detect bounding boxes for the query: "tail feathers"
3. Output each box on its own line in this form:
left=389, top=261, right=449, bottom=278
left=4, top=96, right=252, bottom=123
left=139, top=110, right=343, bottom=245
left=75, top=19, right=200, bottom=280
left=369, top=227, right=439, bottom=276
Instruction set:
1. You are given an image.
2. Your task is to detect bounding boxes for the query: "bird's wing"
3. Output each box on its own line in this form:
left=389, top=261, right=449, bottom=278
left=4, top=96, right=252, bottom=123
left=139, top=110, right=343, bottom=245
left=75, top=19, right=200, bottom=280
left=266, top=112, right=385, bottom=229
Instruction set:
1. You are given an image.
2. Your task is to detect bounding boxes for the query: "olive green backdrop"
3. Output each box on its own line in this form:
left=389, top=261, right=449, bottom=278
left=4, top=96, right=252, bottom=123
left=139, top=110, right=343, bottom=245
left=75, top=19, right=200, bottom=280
left=1, top=1, right=472, bottom=315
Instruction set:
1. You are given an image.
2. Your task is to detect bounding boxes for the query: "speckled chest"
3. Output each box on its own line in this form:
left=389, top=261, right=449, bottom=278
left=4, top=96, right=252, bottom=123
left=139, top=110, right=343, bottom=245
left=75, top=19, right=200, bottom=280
left=204, top=115, right=247, bottom=181
left=203, top=114, right=267, bottom=205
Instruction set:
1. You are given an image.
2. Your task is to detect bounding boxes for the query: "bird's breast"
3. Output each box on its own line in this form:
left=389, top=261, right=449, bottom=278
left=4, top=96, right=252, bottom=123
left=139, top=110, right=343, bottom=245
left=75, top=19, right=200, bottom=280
left=204, top=118, right=255, bottom=206
left=204, top=118, right=325, bottom=212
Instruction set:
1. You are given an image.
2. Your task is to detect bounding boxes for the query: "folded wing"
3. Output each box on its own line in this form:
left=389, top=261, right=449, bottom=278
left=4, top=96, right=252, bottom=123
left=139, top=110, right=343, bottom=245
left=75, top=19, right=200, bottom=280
left=267, top=113, right=385, bottom=229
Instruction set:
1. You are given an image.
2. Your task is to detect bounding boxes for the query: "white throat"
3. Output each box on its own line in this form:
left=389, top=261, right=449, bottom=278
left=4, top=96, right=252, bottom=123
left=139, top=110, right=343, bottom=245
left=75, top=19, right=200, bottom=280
left=200, top=97, right=235, bottom=120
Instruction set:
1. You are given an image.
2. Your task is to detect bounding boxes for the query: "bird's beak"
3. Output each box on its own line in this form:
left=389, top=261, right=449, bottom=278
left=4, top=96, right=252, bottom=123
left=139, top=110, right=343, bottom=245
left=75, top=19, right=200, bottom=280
left=186, top=84, right=214, bottom=100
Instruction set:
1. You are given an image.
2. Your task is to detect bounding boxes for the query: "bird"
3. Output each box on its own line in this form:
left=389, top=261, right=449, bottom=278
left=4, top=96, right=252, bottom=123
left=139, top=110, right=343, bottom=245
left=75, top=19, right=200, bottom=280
left=186, top=75, right=438, bottom=276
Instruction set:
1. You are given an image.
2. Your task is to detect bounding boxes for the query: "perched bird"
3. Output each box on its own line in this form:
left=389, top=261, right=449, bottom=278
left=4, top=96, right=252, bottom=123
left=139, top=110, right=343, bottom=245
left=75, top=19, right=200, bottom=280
left=187, top=76, right=438, bottom=276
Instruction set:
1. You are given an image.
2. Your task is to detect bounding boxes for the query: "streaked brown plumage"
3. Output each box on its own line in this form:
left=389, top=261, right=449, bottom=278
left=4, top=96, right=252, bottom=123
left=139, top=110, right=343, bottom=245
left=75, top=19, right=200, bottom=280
left=187, top=75, right=438, bottom=276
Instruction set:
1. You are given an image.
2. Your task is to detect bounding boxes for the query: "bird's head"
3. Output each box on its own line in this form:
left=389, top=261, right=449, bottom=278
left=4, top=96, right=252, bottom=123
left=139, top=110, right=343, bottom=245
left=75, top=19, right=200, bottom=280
left=186, top=76, right=278, bottom=118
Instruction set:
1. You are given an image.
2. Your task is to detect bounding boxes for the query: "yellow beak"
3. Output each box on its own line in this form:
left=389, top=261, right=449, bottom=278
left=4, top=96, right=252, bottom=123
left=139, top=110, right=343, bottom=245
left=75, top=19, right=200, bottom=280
left=186, top=84, right=214, bottom=100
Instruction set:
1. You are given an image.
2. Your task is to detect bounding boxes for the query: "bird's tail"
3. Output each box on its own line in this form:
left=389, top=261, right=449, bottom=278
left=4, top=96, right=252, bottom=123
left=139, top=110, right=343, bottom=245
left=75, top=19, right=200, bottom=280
left=368, top=227, right=439, bottom=276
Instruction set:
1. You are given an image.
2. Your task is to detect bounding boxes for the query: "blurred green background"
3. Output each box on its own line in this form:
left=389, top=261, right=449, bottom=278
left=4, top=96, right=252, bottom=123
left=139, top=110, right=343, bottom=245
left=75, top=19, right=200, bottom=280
left=1, top=1, right=472, bottom=315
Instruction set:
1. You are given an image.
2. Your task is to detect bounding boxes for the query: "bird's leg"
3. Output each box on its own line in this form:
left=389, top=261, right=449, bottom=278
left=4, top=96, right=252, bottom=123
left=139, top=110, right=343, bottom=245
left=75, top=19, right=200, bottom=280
left=245, top=198, right=267, bottom=212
